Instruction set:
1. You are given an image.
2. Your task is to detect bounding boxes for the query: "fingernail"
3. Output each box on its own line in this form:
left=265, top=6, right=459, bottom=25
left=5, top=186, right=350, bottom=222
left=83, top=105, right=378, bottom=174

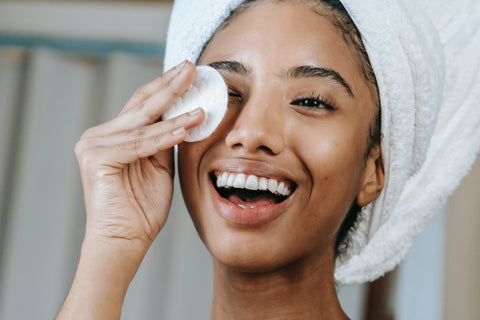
left=169, top=60, right=188, bottom=74
left=172, top=127, right=186, bottom=136
left=189, top=107, right=203, bottom=116
left=177, top=60, right=188, bottom=70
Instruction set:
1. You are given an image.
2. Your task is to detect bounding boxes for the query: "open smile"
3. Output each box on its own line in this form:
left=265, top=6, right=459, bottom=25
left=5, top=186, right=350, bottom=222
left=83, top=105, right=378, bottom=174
left=208, top=170, right=297, bottom=226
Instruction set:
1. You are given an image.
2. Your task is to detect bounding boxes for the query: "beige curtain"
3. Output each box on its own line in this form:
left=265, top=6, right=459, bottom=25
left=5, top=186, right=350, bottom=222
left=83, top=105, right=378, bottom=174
left=445, top=158, right=480, bottom=320
left=0, top=47, right=214, bottom=319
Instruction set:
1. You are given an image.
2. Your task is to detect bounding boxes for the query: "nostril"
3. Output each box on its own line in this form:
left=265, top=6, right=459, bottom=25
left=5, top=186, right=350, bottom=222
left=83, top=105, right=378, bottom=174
left=224, top=106, right=285, bottom=155
left=258, top=145, right=275, bottom=155
left=229, top=143, right=277, bottom=155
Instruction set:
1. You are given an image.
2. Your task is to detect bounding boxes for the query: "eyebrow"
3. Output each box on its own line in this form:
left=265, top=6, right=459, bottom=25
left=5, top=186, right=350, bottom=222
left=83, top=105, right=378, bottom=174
left=208, top=61, right=251, bottom=75
left=208, top=60, right=353, bottom=96
left=287, top=65, right=354, bottom=96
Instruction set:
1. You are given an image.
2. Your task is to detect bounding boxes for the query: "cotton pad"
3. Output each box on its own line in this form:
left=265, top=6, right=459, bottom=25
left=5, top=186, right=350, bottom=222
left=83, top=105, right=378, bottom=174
left=163, top=65, right=228, bottom=142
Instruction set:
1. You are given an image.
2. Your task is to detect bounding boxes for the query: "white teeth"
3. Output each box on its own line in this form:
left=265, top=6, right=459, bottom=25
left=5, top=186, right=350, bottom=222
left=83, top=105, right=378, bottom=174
left=259, top=177, right=268, bottom=190
left=268, top=179, right=278, bottom=194
left=233, top=173, right=246, bottom=188
left=226, top=174, right=235, bottom=187
left=217, top=173, right=226, bottom=187
left=245, top=175, right=258, bottom=190
left=221, top=172, right=228, bottom=186
left=215, top=172, right=292, bottom=196
left=237, top=204, right=257, bottom=209
left=277, top=182, right=285, bottom=195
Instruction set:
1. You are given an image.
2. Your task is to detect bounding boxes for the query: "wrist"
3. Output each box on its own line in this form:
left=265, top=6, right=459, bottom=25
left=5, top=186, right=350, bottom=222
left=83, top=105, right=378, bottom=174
left=57, top=233, right=151, bottom=319
left=79, top=232, right=151, bottom=291
left=82, top=231, right=151, bottom=262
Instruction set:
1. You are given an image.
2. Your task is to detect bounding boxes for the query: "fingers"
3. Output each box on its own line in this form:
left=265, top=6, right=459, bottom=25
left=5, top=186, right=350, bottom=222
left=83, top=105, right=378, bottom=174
left=76, top=108, right=205, bottom=170
left=122, top=60, right=191, bottom=111
left=76, top=60, right=203, bottom=175
left=81, top=60, right=196, bottom=139
left=81, top=108, right=204, bottom=149
left=116, top=60, right=197, bottom=129
left=76, top=126, right=182, bottom=173
left=111, top=127, right=185, bottom=165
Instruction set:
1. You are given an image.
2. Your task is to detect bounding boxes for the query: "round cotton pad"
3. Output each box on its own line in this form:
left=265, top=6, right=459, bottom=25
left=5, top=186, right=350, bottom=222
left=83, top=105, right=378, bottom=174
left=163, top=65, right=228, bottom=142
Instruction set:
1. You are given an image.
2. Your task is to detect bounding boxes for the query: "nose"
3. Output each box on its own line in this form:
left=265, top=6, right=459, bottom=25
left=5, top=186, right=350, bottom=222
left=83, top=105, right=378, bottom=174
left=225, top=94, right=285, bottom=155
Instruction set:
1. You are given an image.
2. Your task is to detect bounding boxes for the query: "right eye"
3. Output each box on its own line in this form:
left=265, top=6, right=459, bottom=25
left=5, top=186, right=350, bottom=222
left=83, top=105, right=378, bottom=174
left=227, top=87, right=243, bottom=103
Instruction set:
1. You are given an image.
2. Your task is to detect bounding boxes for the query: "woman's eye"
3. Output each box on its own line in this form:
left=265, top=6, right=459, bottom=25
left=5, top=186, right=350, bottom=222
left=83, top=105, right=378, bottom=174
left=291, top=98, right=334, bottom=110
left=227, top=89, right=243, bottom=103
left=228, top=91, right=241, bottom=98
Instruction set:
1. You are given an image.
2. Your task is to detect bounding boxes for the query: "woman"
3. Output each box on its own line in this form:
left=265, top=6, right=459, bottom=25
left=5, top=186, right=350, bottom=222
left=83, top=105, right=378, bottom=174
left=57, top=0, right=480, bottom=319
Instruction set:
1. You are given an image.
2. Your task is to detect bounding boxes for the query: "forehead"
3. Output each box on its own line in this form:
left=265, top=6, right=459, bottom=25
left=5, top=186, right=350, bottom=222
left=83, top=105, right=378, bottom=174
left=198, top=1, right=365, bottom=88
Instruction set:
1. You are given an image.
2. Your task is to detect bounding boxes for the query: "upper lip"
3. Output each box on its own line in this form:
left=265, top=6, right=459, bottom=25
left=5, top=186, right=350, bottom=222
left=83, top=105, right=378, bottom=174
left=208, top=158, right=298, bottom=189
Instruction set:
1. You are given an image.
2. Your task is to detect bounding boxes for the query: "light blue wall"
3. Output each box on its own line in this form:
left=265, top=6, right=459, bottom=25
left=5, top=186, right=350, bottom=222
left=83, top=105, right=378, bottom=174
left=395, top=208, right=446, bottom=320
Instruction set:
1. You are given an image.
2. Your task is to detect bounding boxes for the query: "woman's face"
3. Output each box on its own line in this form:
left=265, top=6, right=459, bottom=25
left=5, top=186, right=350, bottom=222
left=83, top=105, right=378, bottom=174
left=178, top=1, right=380, bottom=272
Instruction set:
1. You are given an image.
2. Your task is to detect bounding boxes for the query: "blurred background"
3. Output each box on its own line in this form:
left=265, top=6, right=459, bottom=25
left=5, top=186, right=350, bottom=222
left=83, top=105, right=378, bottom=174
left=0, top=1, right=478, bottom=319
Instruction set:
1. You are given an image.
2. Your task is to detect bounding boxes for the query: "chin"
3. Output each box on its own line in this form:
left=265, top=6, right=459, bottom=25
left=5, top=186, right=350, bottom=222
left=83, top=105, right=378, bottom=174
left=209, top=238, right=302, bottom=274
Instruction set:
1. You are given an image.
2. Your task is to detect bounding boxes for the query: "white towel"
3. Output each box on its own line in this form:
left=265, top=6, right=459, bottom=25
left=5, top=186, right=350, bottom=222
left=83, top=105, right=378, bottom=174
left=164, top=0, right=480, bottom=285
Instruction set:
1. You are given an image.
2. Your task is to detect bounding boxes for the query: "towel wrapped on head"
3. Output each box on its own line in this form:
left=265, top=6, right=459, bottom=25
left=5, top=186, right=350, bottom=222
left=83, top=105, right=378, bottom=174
left=164, top=0, right=480, bottom=285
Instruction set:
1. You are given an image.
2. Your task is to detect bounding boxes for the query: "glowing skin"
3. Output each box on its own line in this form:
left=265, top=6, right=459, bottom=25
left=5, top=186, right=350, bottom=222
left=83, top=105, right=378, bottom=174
left=178, top=1, right=383, bottom=319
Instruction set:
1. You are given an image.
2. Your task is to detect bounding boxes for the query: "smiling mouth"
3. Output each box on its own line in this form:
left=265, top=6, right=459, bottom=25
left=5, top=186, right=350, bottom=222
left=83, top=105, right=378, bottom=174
left=210, top=171, right=296, bottom=209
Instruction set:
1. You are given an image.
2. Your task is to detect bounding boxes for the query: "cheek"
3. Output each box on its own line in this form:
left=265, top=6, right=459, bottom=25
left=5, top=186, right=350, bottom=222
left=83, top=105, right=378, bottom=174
left=291, top=117, right=364, bottom=174
left=178, top=144, right=195, bottom=187
left=178, top=142, right=205, bottom=214
left=288, top=118, right=366, bottom=219
left=178, top=136, right=221, bottom=231
left=178, top=137, right=213, bottom=177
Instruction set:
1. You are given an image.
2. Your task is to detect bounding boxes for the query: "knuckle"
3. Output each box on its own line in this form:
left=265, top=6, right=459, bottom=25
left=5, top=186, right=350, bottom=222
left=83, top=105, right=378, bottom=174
left=133, top=85, right=148, bottom=98
left=79, top=150, right=94, bottom=168
left=75, top=136, right=93, bottom=158
left=127, top=139, right=142, bottom=152
left=132, top=126, right=147, bottom=137
left=152, top=134, right=165, bottom=146
left=164, top=76, right=183, bottom=98
left=164, top=117, right=178, bottom=130
left=75, top=136, right=101, bottom=170
left=74, top=140, right=84, bottom=157
left=80, top=127, right=96, bottom=139
left=170, top=86, right=184, bottom=100
left=145, top=109, right=160, bottom=122
left=166, top=114, right=185, bottom=128
left=77, top=147, right=97, bottom=171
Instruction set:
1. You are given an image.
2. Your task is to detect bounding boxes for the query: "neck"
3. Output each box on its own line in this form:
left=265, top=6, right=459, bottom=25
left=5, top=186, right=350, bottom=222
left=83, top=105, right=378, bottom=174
left=210, top=251, right=349, bottom=320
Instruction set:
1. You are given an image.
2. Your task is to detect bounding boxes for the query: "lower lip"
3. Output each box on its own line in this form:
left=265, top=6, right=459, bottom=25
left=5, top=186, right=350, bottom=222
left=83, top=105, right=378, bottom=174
left=208, top=179, right=294, bottom=227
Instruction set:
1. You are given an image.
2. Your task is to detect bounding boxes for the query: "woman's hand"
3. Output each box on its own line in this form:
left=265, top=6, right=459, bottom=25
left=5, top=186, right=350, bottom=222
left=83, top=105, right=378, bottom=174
left=57, top=60, right=203, bottom=320
left=76, top=60, right=203, bottom=247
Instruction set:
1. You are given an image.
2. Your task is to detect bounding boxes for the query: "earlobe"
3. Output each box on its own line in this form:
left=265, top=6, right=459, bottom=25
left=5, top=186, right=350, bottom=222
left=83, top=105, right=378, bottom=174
left=356, top=146, right=384, bottom=207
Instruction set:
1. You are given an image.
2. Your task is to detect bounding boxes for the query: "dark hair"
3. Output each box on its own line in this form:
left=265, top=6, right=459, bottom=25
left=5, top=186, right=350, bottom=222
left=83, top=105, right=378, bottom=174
left=198, top=0, right=382, bottom=258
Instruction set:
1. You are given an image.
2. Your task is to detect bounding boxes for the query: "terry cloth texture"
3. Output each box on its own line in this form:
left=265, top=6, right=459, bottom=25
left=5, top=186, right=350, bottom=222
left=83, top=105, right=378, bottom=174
left=164, top=0, right=480, bottom=285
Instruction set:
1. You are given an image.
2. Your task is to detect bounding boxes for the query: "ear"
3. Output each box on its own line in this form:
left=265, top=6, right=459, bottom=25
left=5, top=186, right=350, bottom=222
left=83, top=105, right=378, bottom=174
left=356, top=145, right=384, bottom=207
